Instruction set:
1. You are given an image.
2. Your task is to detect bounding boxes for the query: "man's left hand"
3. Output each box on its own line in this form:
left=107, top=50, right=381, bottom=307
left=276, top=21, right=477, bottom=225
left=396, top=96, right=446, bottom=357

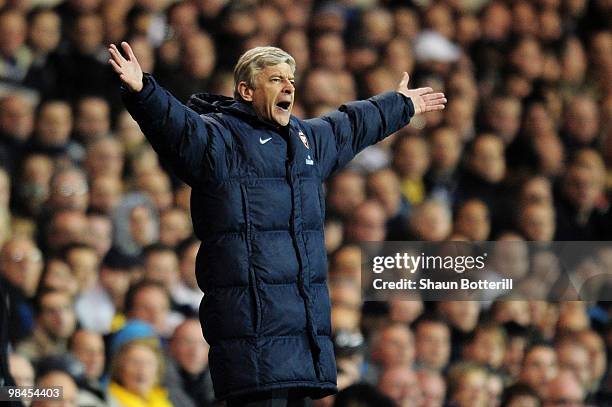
left=396, top=72, right=447, bottom=115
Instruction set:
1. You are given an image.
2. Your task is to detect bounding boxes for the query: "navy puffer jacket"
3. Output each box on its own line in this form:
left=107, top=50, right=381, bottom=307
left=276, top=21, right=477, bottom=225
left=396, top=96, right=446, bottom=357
left=122, top=74, right=414, bottom=400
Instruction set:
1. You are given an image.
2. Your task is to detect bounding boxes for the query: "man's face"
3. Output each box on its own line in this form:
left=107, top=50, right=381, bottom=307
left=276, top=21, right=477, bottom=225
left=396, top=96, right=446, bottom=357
left=248, top=63, right=295, bottom=126
left=521, top=347, right=558, bottom=396
left=130, top=287, right=170, bottom=334
left=71, top=331, right=105, bottom=380
left=376, top=326, right=414, bottom=368
left=39, top=292, right=76, bottom=340
left=415, top=322, right=450, bottom=370
left=170, top=320, right=209, bottom=375
left=0, top=238, right=43, bottom=297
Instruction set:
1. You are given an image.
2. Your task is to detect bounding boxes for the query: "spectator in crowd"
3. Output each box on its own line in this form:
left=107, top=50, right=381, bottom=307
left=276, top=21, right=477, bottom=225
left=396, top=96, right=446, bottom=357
left=392, top=134, right=430, bottom=206
left=0, top=9, right=31, bottom=85
left=172, top=237, right=202, bottom=316
left=456, top=134, right=508, bottom=225
left=31, top=370, right=79, bottom=407
left=366, top=168, right=410, bottom=240
left=23, top=8, right=62, bottom=93
left=519, top=343, right=559, bottom=398
left=413, top=314, right=451, bottom=372
left=17, top=289, right=77, bottom=362
left=576, top=329, right=607, bottom=395
left=369, top=323, right=415, bottom=378
left=124, top=279, right=182, bottom=339
left=45, top=209, right=89, bottom=253
left=437, top=301, right=480, bottom=363
left=38, top=256, right=79, bottom=297
left=14, top=153, right=55, bottom=217
left=377, top=366, right=422, bottom=407
left=107, top=321, right=175, bottom=407
left=74, top=96, right=111, bottom=143
left=158, top=207, right=191, bottom=248
left=165, top=318, right=215, bottom=407
left=329, top=277, right=361, bottom=333
left=63, top=243, right=99, bottom=293
left=45, top=166, right=89, bottom=216
left=453, top=198, right=491, bottom=241
left=87, top=212, right=113, bottom=257
left=142, top=243, right=180, bottom=295
left=446, top=362, right=490, bottom=407
left=416, top=369, right=446, bottom=407
left=344, top=200, right=387, bottom=243
left=0, top=236, right=43, bottom=342
left=75, top=248, right=138, bottom=334
left=0, top=93, right=34, bottom=174
left=543, top=369, right=585, bottom=407
left=555, top=161, right=610, bottom=240
left=425, top=126, right=462, bottom=206
left=84, top=137, right=124, bottom=179
left=29, top=100, right=77, bottom=161
left=555, top=335, right=591, bottom=395
left=500, top=383, right=541, bottom=407
left=68, top=329, right=107, bottom=405
left=326, top=170, right=366, bottom=222
left=484, top=95, right=522, bottom=145
left=517, top=202, right=556, bottom=241
left=89, top=175, right=123, bottom=215
left=408, top=199, right=452, bottom=241
left=463, top=322, right=507, bottom=371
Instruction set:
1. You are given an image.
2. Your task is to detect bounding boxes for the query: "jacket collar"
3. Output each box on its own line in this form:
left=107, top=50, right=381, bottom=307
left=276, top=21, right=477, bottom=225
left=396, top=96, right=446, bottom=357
left=187, top=93, right=304, bottom=163
left=187, top=92, right=292, bottom=131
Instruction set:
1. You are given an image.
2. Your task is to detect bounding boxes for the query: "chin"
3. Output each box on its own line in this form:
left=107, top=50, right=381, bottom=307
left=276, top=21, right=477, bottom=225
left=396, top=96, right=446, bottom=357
left=274, top=115, right=291, bottom=126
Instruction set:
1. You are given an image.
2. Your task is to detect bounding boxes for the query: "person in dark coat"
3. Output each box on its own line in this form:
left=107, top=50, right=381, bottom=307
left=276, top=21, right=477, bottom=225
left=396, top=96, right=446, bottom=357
left=108, top=41, right=446, bottom=406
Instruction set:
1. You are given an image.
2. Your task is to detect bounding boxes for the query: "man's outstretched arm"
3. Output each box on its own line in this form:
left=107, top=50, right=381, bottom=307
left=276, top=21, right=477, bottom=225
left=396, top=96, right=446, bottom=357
left=308, top=72, right=447, bottom=179
left=109, top=42, right=224, bottom=186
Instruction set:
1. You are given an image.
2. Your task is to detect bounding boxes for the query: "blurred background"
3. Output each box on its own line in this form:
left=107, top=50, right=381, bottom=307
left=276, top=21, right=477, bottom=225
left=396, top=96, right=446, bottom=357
left=0, top=0, right=611, bottom=406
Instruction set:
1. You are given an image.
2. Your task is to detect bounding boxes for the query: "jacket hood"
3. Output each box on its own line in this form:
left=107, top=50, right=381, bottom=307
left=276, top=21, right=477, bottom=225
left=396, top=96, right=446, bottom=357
left=187, top=93, right=235, bottom=114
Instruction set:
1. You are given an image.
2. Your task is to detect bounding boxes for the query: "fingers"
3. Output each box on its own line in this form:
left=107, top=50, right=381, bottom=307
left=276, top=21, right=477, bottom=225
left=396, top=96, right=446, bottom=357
left=108, top=44, right=125, bottom=65
left=421, top=102, right=446, bottom=112
left=423, top=104, right=446, bottom=112
left=398, top=72, right=409, bottom=89
left=422, top=92, right=446, bottom=102
left=109, top=59, right=122, bottom=75
left=109, top=43, right=123, bottom=58
left=121, top=41, right=137, bottom=62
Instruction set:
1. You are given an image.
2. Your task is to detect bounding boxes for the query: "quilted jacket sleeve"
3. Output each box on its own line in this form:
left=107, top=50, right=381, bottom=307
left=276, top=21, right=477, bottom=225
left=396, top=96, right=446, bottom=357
left=121, top=74, right=227, bottom=186
left=305, top=91, right=415, bottom=180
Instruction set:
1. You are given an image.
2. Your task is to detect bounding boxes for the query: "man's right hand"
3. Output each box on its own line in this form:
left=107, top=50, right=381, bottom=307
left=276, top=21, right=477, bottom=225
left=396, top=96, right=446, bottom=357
left=108, top=42, right=144, bottom=92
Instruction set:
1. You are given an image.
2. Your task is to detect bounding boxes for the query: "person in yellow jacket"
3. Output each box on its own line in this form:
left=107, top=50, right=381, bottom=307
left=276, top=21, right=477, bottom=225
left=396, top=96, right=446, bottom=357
left=107, top=321, right=173, bottom=407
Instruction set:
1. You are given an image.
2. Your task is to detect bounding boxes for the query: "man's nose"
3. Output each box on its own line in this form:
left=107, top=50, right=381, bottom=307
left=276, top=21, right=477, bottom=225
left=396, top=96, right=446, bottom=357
left=282, top=80, right=294, bottom=93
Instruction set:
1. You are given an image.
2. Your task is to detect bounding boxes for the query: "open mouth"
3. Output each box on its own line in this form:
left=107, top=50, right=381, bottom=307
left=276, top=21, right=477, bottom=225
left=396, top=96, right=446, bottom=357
left=276, top=101, right=291, bottom=112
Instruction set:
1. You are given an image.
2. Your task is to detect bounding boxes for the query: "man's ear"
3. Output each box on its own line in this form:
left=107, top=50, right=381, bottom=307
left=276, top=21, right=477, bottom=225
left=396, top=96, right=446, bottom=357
left=237, top=82, right=254, bottom=102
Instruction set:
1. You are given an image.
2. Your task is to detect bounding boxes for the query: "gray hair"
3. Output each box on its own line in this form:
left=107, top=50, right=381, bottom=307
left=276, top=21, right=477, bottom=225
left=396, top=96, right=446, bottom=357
left=233, top=46, right=296, bottom=100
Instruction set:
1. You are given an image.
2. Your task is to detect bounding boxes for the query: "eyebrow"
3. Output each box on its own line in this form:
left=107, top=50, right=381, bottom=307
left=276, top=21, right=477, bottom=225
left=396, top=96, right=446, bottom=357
left=269, top=73, right=295, bottom=80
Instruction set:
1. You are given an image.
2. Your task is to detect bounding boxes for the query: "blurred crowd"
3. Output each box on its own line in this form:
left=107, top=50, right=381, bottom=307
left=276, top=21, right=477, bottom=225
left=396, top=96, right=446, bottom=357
left=0, top=0, right=611, bottom=406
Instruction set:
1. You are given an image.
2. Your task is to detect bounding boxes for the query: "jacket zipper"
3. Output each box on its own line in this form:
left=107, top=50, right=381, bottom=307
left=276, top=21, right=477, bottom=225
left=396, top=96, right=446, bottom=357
left=240, top=183, right=262, bottom=334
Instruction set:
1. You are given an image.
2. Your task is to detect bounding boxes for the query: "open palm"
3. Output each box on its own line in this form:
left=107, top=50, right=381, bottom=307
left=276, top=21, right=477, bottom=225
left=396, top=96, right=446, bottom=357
left=396, top=72, right=447, bottom=115
left=108, top=42, right=144, bottom=92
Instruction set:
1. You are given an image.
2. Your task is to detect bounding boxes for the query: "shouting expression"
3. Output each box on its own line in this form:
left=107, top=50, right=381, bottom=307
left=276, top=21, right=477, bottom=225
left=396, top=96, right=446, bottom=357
left=240, top=63, right=295, bottom=126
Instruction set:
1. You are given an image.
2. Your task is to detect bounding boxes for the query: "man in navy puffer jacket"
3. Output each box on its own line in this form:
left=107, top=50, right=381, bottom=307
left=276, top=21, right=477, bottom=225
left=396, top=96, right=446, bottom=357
left=108, top=42, right=446, bottom=406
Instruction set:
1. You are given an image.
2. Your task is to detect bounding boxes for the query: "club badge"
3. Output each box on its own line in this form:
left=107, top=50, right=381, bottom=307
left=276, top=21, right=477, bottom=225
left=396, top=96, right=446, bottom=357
left=298, top=130, right=310, bottom=149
